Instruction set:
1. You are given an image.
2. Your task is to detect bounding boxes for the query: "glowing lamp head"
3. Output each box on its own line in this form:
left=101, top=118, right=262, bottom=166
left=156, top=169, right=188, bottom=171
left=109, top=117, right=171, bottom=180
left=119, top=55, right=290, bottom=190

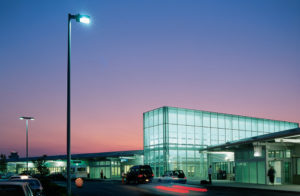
left=76, top=15, right=90, bottom=24
left=19, top=116, right=35, bottom=120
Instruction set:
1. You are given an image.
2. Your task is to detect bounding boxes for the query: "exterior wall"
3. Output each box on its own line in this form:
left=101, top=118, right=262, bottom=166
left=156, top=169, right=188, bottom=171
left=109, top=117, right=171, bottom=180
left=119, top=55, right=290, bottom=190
left=143, top=106, right=299, bottom=179
left=235, top=147, right=266, bottom=184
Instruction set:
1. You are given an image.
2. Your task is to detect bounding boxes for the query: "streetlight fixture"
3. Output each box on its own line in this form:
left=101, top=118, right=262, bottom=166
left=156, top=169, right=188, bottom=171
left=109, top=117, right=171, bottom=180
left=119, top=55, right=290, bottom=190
left=19, top=116, right=35, bottom=174
left=67, top=13, right=90, bottom=196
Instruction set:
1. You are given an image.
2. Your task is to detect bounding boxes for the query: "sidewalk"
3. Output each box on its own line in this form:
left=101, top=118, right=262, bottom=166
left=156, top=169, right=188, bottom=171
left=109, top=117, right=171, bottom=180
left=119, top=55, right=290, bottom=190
left=187, top=179, right=300, bottom=193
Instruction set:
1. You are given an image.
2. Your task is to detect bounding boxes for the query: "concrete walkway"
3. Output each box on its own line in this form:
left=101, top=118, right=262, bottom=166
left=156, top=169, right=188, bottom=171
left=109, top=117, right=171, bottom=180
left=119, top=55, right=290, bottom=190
left=186, top=179, right=300, bottom=193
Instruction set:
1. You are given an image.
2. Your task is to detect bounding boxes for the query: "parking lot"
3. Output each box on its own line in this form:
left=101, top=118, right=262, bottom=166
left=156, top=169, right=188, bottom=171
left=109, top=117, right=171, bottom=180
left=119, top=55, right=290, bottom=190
left=56, top=180, right=300, bottom=196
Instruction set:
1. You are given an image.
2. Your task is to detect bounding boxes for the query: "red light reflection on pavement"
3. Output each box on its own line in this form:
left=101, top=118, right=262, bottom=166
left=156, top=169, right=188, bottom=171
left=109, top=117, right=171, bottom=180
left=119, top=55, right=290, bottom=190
left=172, top=185, right=208, bottom=192
left=155, top=186, right=189, bottom=193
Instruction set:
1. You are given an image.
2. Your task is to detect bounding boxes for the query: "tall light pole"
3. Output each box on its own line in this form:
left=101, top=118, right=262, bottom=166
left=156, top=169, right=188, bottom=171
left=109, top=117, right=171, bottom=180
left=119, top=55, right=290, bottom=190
left=67, top=13, right=90, bottom=196
left=19, top=116, right=35, bottom=174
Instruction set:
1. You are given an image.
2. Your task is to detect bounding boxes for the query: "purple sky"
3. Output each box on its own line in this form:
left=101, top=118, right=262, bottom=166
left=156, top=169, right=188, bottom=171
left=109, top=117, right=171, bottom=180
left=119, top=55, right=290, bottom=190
left=0, top=0, right=299, bottom=157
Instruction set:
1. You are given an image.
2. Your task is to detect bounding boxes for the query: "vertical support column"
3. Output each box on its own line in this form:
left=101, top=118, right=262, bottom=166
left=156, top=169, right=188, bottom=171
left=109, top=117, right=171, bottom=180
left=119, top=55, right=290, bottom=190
left=26, top=120, right=28, bottom=173
left=163, top=107, right=168, bottom=172
left=67, top=13, right=72, bottom=196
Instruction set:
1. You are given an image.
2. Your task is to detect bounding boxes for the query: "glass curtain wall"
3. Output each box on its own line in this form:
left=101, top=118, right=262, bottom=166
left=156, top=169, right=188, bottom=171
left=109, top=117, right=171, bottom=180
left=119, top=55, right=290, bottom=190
left=143, top=106, right=299, bottom=179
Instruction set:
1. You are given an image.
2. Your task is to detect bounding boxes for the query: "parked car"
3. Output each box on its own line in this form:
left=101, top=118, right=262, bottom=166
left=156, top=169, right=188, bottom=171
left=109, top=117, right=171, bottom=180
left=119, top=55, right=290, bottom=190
left=0, top=172, right=16, bottom=180
left=158, top=170, right=187, bottom=184
left=10, top=178, right=43, bottom=196
left=9, top=175, right=32, bottom=180
left=126, top=165, right=154, bottom=184
left=0, top=181, right=33, bottom=196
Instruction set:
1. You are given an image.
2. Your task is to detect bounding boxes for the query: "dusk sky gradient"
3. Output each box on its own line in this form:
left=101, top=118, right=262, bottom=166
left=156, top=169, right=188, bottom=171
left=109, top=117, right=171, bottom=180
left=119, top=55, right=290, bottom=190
left=0, top=0, right=299, bottom=157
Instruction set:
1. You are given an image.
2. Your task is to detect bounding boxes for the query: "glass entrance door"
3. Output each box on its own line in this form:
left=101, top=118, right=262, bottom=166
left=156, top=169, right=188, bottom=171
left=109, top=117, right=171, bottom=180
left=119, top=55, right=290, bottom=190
left=284, top=162, right=291, bottom=184
left=269, top=161, right=282, bottom=184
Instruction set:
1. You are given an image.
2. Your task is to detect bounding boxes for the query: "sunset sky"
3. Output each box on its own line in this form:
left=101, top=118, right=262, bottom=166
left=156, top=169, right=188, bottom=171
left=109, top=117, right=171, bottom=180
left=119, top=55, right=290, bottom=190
left=0, top=0, right=299, bottom=157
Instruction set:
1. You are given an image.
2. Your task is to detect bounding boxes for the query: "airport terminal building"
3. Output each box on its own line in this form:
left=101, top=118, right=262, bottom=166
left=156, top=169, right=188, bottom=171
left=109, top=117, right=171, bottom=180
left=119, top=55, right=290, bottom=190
left=6, top=106, right=300, bottom=185
left=143, top=106, right=299, bottom=183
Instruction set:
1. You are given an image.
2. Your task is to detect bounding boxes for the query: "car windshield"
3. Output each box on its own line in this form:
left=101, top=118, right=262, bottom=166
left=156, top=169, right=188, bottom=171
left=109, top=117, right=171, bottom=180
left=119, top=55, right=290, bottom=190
left=140, top=166, right=152, bottom=174
left=13, top=180, right=40, bottom=187
left=0, top=185, right=25, bottom=196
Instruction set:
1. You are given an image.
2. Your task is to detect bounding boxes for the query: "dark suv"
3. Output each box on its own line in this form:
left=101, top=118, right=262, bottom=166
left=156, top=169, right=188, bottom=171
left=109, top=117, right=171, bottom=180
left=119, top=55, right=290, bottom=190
left=126, top=165, right=154, bottom=184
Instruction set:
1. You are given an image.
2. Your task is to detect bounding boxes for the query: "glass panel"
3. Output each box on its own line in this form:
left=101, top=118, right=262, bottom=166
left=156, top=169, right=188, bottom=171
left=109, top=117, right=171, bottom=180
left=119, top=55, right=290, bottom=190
left=195, top=111, right=202, bottom=126
left=274, top=121, right=280, bottom=132
left=211, top=113, right=217, bottom=128
left=186, top=111, right=195, bottom=126
left=264, top=120, right=270, bottom=133
left=245, top=118, right=252, bottom=131
left=159, top=125, right=163, bottom=144
left=258, top=119, right=263, bottom=132
left=159, top=108, right=163, bottom=125
left=269, top=120, right=275, bottom=133
left=178, top=125, right=186, bottom=144
left=249, top=162, right=257, bottom=184
left=169, top=150, right=177, bottom=162
left=245, top=130, right=251, bottom=138
left=154, top=110, right=159, bottom=126
left=233, top=130, right=239, bottom=140
left=242, top=162, right=249, bottom=183
left=297, top=158, right=300, bottom=175
left=218, top=114, right=225, bottom=128
left=187, top=126, right=194, bottom=145
left=293, top=123, right=299, bottom=128
left=225, top=115, right=232, bottom=129
left=178, top=109, right=186, bottom=125
left=284, top=122, right=290, bottom=130
left=232, top=117, right=238, bottom=130
left=149, top=111, right=154, bottom=127
left=144, top=128, right=149, bottom=146
left=280, top=121, right=285, bottom=131
left=203, top=112, right=210, bottom=127
left=178, top=150, right=186, bottom=162
left=203, top=127, right=210, bottom=145
left=211, top=128, right=218, bottom=142
left=257, top=161, right=265, bottom=184
left=239, top=130, right=246, bottom=139
left=219, top=129, right=225, bottom=144
left=149, top=127, right=154, bottom=145
left=251, top=119, right=258, bottom=132
left=239, top=117, right=246, bottom=130
left=154, top=126, right=158, bottom=145
left=226, top=129, right=232, bottom=142
left=169, top=125, right=177, bottom=143
left=195, top=127, right=202, bottom=145
left=144, top=113, right=149, bottom=128
left=168, top=108, right=177, bottom=124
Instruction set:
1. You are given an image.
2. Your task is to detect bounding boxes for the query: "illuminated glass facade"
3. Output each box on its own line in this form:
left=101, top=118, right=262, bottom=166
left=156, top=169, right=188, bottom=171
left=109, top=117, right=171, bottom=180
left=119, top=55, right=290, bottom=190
left=143, top=106, right=299, bottom=179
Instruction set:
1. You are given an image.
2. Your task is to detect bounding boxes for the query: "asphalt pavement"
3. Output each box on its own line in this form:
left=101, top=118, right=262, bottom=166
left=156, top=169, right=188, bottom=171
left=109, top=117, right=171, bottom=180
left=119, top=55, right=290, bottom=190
left=55, top=180, right=300, bottom=196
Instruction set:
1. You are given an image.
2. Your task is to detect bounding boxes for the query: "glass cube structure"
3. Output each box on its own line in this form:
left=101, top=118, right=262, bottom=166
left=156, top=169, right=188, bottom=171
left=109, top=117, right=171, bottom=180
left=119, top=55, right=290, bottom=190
left=143, top=106, right=299, bottom=179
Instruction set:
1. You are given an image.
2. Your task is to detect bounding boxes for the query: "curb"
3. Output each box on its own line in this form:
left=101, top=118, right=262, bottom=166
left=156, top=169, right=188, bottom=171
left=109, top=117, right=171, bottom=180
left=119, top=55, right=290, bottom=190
left=202, top=184, right=300, bottom=194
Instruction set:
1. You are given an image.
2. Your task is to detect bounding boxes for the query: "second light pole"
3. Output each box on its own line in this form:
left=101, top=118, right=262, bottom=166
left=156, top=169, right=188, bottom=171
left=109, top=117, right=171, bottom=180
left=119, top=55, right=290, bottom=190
left=67, top=13, right=90, bottom=196
left=19, top=116, right=35, bottom=173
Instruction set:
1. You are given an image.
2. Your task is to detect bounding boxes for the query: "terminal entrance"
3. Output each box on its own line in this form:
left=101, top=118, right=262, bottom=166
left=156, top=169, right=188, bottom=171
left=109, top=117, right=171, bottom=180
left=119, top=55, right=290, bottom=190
left=268, top=160, right=292, bottom=184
